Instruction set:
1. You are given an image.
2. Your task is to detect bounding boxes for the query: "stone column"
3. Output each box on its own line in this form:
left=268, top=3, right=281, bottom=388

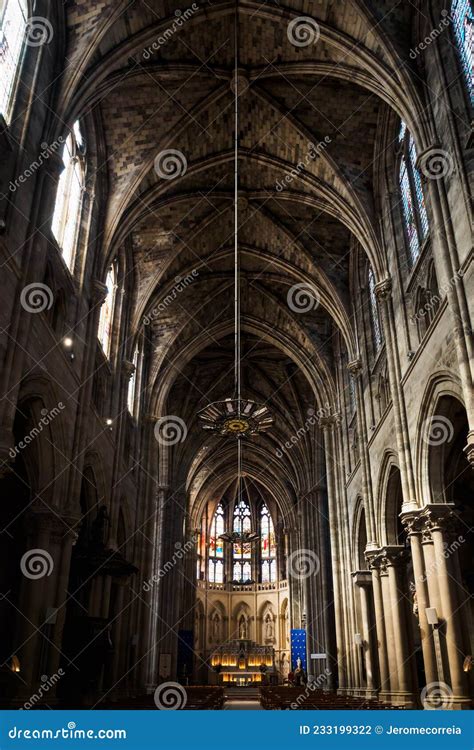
left=346, top=360, right=377, bottom=548
left=374, top=278, right=417, bottom=513
left=401, top=511, right=437, bottom=688
left=381, top=547, right=415, bottom=706
left=319, top=416, right=347, bottom=690
left=352, top=570, right=377, bottom=698
left=419, top=505, right=470, bottom=708
left=367, top=555, right=390, bottom=699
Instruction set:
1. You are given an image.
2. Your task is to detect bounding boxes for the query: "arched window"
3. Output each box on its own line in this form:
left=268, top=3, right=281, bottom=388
left=452, top=0, right=473, bottom=103
left=0, top=0, right=27, bottom=121
left=208, top=503, right=224, bottom=583
left=51, top=121, right=85, bottom=269
left=260, top=504, right=276, bottom=582
left=368, top=266, right=382, bottom=352
left=127, top=344, right=139, bottom=415
left=98, top=263, right=116, bottom=358
left=232, top=498, right=252, bottom=582
left=398, top=122, right=429, bottom=264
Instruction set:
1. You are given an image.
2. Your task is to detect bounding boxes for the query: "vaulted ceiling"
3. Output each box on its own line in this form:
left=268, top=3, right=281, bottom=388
left=55, top=0, right=425, bottom=512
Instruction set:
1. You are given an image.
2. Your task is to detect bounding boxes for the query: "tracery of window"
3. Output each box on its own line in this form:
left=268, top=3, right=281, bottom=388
left=398, top=122, right=429, bottom=265
left=97, top=264, right=116, bottom=358
left=452, top=0, right=473, bottom=103
left=232, top=498, right=252, bottom=583
left=260, top=504, right=277, bottom=583
left=127, top=345, right=139, bottom=415
left=368, top=267, right=382, bottom=352
left=0, top=0, right=26, bottom=121
left=51, top=121, right=85, bottom=269
left=208, top=503, right=224, bottom=583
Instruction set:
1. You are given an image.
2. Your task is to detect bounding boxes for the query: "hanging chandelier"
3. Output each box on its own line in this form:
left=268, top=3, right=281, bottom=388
left=197, top=2, right=273, bottom=440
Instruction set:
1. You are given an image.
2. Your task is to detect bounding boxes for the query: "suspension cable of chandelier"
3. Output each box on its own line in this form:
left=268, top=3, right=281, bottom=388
left=234, top=0, right=240, bottom=410
left=234, top=1, right=242, bottom=501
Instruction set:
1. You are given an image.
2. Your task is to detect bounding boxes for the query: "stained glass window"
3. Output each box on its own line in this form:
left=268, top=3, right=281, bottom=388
left=398, top=122, right=429, bottom=265
left=0, top=0, right=27, bottom=121
left=51, top=121, right=85, bottom=269
left=233, top=498, right=252, bottom=582
left=260, top=504, right=277, bottom=582
left=209, top=503, right=224, bottom=583
left=368, top=267, right=382, bottom=352
left=127, top=345, right=139, bottom=415
left=408, top=136, right=428, bottom=240
left=452, top=0, right=473, bottom=103
left=98, top=264, right=116, bottom=357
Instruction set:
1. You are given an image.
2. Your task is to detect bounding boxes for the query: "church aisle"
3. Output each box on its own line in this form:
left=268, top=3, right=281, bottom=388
left=224, top=701, right=263, bottom=710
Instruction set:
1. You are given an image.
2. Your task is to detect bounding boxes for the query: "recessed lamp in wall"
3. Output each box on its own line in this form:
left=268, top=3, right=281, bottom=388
left=105, top=418, right=113, bottom=430
left=63, top=336, right=75, bottom=361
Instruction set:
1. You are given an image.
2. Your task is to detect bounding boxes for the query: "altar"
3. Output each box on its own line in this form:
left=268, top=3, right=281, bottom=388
left=211, top=640, right=275, bottom=685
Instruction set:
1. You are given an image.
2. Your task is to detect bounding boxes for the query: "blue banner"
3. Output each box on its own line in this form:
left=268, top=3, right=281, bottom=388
left=0, top=710, right=472, bottom=749
left=290, top=628, right=307, bottom=671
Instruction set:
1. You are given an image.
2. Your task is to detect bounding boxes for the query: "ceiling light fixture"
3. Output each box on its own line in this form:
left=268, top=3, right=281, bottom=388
left=197, top=2, right=273, bottom=441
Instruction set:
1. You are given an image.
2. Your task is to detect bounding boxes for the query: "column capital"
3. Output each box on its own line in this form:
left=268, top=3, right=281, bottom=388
left=463, top=430, right=474, bottom=469
left=400, top=508, right=423, bottom=536
left=418, top=503, right=459, bottom=538
left=91, top=280, right=108, bottom=305
left=122, top=360, right=135, bottom=379
left=347, top=358, right=362, bottom=376
left=351, top=570, right=372, bottom=587
left=374, top=277, right=392, bottom=301
left=318, top=413, right=341, bottom=430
